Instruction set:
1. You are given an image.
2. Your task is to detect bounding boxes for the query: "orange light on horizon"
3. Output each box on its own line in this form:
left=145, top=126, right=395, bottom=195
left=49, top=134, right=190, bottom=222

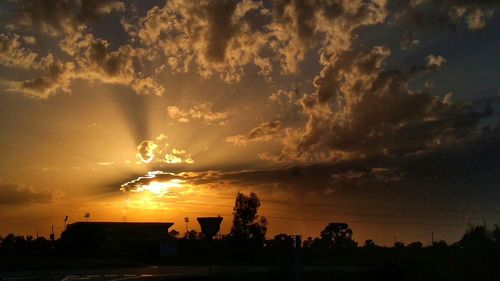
left=130, top=179, right=186, bottom=197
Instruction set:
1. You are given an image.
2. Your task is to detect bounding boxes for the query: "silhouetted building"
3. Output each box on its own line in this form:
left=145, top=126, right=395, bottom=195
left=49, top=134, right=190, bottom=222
left=60, top=222, right=177, bottom=258
left=65, top=222, right=174, bottom=242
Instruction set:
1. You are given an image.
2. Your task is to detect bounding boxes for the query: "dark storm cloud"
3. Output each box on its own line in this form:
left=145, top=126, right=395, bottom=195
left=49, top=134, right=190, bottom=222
left=269, top=46, right=494, bottom=163
left=17, top=0, right=125, bottom=35
left=121, top=124, right=500, bottom=197
left=204, top=0, right=239, bottom=63
left=0, top=184, right=53, bottom=205
left=393, top=0, right=499, bottom=31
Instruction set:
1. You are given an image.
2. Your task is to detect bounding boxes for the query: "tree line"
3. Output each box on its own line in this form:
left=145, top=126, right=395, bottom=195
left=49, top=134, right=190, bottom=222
left=1, top=192, right=500, bottom=255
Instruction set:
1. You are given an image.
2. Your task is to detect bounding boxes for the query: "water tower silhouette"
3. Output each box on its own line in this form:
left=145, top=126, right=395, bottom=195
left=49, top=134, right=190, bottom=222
left=197, top=216, right=223, bottom=240
left=197, top=216, right=223, bottom=277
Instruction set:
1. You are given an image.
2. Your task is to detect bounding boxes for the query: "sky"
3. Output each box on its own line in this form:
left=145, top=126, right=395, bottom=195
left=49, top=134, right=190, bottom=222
left=0, top=0, right=499, bottom=246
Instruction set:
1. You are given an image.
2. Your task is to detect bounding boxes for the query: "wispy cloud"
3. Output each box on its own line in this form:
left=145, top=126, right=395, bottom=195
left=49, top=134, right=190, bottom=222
left=167, top=103, right=230, bottom=125
left=0, top=184, right=53, bottom=205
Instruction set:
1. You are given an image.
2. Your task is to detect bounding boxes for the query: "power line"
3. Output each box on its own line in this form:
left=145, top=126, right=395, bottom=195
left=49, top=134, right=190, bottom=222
left=176, top=210, right=494, bottom=227
left=167, top=200, right=500, bottom=222
left=189, top=194, right=500, bottom=214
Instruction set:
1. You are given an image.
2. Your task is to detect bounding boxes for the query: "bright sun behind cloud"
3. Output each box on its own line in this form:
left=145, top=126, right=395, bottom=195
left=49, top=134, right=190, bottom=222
left=130, top=179, right=186, bottom=197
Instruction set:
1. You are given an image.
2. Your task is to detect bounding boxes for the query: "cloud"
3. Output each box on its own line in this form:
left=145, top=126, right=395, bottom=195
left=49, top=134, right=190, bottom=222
left=164, top=154, right=183, bottom=164
left=0, top=33, right=39, bottom=69
left=135, top=0, right=270, bottom=82
left=166, top=106, right=189, bottom=123
left=75, top=35, right=165, bottom=96
left=5, top=0, right=491, bottom=101
left=7, top=34, right=165, bottom=98
left=163, top=151, right=194, bottom=164
left=97, top=161, right=115, bottom=166
left=2, top=1, right=497, bottom=101
left=331, top=167, right=403, bottom=184
left=136, top=140, right=158, bottom=163
left=12, top=54, right=75, bottom=99
left=268, top=0, right=388, bottom=74
left=393, top=0, right=499, bottom=31
left=268, top=89, right=303, bottom=120
left=22, top=35, right=36, bottom=45
left=426, top=54, right=446, bottom=68
left=156, top=134, right=167, bottom=141
left=167, top=103, right=230, bottom=125
left=269, top=47, right=492, bottom=162
left=268, top=90, right=297, bottom=105
left=4, top=2, right=164, bottom=98
left=0, top=184, right=53, bottom=205
left=121, top=126, right=500, bottom=197
left=136, top=134, right=194, bottom=165
left=17, top=0, right=125, bottom=36
left=226, top=120, right=282, bottom=146
left=172, top=149, right=186, bottom=155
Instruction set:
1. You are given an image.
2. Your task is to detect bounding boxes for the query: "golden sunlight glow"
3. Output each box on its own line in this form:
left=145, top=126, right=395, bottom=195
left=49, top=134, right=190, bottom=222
left=131, top=179, right=185, bottom=197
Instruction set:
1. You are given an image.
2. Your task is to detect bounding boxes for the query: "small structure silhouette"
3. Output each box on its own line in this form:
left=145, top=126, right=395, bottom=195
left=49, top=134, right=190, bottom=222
left=197, top=217, right=223, bottom=240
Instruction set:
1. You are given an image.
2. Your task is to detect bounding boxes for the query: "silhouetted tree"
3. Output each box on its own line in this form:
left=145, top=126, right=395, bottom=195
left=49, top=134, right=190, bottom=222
left=364, top=239, right=377, bottom=248
left=0, top=233, right=17, bottom=254
left=316, top=223, right=357, bottom=248
left=272, top=234, right=294, bottom=249
left=32, top=236, right=52, bottom=255
left=394, top=241, right=405, bottom=248
left=302, top=236, right=313, bottom=248
left=459, top=225, right=492, bottom=249
left=407, top=241, right=423, bottom=249
left=169, top=229, right=180, bottom=238
left=0, top=234, right=29, bottom=255
left=492, top=225, right=500, bottom=243
left=186, top=229, right=201, bottom=240
left=230, top=192, right=267, bottom=243
left=431, top=240, right=448, bottom=248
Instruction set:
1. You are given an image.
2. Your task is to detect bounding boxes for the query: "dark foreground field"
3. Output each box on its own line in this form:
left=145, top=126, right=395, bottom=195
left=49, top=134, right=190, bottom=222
left=1, top=250, right=499, bottom=281
left=0, top=264, right=449, bottom=281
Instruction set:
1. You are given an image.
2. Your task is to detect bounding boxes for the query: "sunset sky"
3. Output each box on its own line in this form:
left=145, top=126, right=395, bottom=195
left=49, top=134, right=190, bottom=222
left=0, top=0, right=499, bottom=246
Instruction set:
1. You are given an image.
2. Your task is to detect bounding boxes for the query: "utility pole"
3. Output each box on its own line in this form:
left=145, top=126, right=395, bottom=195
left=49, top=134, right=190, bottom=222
left=184, top=217, right=189, bottom=236
left=431, top=231, right=434, bottom=245
left=50, top=225, right=55, bottom=241
left=295, top=235, right=302, bottom=281
left=64, top=216, right=68, bottom=230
